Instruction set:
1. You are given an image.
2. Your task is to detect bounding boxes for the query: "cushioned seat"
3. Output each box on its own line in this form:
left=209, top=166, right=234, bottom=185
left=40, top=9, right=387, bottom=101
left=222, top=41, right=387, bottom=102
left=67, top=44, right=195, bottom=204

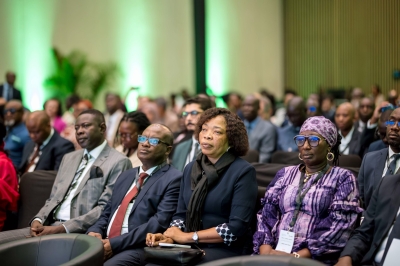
left=241, top=149, right=259, bottom=163
left=200, top=255, right=325, bottom=266
left=0, top=233, right=103, bottom=266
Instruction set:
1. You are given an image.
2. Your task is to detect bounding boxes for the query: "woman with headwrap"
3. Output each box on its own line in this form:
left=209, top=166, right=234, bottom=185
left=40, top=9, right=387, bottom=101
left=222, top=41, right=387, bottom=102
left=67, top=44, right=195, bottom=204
left=146, top=108, right=258, bottom=264
left=253, top=116, right=363, bottom=265
left=0, top=122, right=19, bottom=231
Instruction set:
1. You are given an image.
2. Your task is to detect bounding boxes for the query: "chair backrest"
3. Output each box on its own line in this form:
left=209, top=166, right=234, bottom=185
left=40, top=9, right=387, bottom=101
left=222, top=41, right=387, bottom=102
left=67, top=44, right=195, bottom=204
left=18, top=170, right=57, bottom=228
left=241, top=149, right=260, bottom=163
left=200, top=255, right=325, bottom=266
left=0, top=233, right=103, bottom=266
left=335, top=154, right=362, bottom=168
left=271, top=151, right=302, bottom=165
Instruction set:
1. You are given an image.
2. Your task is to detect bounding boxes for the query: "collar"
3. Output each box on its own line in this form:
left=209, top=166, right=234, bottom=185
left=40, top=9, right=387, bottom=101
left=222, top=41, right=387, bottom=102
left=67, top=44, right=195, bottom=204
left=40, top=128, right=54, bottom=149
left=139, top=165, right=158, bottom=176
left=191, top=135, right=198, bottom=146
left=84, top=140, right=107, bottom=160
left=339, top=126, right=355, bottom=140
left=244, top=116, right=260, bottom=128
left=388, top=146, right=399, bottom=158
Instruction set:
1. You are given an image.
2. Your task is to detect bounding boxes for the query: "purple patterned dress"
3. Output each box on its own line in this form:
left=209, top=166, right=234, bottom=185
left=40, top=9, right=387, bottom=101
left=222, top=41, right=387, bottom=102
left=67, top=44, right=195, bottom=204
left=253, top=165, right=363, bottom=264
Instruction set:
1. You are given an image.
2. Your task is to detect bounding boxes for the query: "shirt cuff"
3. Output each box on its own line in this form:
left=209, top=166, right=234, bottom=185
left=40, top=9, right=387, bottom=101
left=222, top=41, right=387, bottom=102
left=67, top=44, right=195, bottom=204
left=216, top=223, right=237, bottom=246
left=170, top=219, right=185, bottom=231
left=62, top=224, right=69, bottom=233
left=31, top=218, right=43, bottom=226
left=367, top=120, right=377, bottom=128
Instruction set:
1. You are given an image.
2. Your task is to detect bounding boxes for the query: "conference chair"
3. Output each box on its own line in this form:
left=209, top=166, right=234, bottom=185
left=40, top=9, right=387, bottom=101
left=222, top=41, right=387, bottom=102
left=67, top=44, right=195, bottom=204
left=271, top=151, right=302, bottom=165
left=0, top=233, right=103, bottom=266
left=241, top=149, right=260, bottom=163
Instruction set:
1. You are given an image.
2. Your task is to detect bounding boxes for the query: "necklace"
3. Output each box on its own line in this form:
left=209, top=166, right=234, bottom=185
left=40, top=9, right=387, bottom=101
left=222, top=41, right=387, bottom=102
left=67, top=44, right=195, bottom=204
left=304, top=169, right=323, bottom=183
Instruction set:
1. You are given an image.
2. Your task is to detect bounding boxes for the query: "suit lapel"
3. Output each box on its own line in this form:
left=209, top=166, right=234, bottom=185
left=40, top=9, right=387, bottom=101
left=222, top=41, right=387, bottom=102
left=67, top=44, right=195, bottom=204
left=21, top=141, right=35, bottom=168
left=36, top=133, right=57, bottom=167
left=374, top=149, right=388, bottom=187
left=73, top=145, right=110, bottom=198
left=130, top=165, right=168, bottom=214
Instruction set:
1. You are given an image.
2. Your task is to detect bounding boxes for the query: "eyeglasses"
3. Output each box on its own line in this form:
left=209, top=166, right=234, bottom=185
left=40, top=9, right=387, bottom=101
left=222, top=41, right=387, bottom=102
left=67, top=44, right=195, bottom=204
left=3, top=108, right=22, bottom=115
left=118, top=133, right=136, bottom=140
left=386, top=120, right=400, bottom=127
left=293, top=135, right=325, bottom=147
left=182, top=111, right=202, bottom=117
left=138, top=135, right=170, bottom=146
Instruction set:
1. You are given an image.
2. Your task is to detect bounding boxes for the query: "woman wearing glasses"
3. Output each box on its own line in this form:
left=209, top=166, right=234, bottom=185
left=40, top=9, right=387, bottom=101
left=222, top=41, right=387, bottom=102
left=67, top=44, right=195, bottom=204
left=253, top=116, right=362, bottom=265
left=115, top=111, right=150, bottom=168
left=146, top=108, right=258, bottom=265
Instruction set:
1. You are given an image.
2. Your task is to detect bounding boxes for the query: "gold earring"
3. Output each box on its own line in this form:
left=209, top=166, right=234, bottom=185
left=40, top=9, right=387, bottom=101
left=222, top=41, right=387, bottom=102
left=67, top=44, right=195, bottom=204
left=298, top=153, right=303, bottom=161
left=326, top=152, right=334, bottom=161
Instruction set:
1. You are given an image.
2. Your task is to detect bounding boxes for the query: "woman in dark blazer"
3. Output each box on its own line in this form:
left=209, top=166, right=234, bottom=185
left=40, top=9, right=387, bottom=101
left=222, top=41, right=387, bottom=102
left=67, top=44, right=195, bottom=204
left=146, top=108, right=258, bottom=264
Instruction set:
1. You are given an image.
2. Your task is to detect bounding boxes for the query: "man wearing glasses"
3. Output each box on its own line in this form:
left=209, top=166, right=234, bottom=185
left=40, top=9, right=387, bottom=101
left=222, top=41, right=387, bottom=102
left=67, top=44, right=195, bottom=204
left=171, top=96, right=213, bottom=171
left=3, top=100, right=31, bottom=167
left=87, top=124, right=182, bottom=265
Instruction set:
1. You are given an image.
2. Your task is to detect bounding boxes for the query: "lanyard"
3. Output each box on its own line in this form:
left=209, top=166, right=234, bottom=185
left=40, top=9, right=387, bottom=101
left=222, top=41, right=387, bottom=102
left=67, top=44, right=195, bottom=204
left=288, top=164, right=330, bottom=231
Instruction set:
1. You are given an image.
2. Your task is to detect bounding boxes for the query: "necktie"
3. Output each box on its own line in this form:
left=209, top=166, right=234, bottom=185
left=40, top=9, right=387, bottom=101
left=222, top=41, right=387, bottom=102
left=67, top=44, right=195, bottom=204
left=381, top=213, right=400, bottom=264
left=385, top=154, right=400, bottom=176
left=25, top=144, right=40, bottom=173
left=53, top=154, right=90, bottom=219
left=108, top=172, right=149, bottom=238
left=192, top=142, right=199, bottom=161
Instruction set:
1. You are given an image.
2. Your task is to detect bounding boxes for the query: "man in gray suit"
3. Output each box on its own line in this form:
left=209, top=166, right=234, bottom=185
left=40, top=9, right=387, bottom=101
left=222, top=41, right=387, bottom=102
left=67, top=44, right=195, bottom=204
left=0, top=109, right=132, bottom=243
left=171, top=96, right=212, bottom=171
left=242, top=94, right=277, bottom=163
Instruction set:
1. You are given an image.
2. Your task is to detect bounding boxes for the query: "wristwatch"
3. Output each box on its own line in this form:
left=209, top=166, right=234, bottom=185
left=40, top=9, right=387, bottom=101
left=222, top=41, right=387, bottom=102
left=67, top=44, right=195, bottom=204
left=192, top=231, right=199, bottom=244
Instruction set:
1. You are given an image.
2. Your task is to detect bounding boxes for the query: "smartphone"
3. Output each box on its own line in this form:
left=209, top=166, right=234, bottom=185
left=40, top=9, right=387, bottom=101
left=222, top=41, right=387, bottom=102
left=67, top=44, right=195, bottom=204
left=159, top=243, right=191, bottom=249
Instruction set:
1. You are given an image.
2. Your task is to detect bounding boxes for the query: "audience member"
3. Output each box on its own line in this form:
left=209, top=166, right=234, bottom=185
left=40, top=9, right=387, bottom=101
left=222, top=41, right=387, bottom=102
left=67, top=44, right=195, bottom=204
left=155, top=97, right=179, bottom=133
left=277, top=96, right=307, bottom=152
left=356, top=97, right=374, bottom=134
left=371, top=84, right=385, bottom=107
left=18, top=111, right=74, bottom=173
left=335, top=102, right=361, bottom=156
left=242, top=94, right=277, bottom=163
left=0, top=109, right=132, bottom=244
left=306, top=96, right=320, bottom=118
left=104, top=93, right=125, bottom=147
left=358, top=107, right=400, bottom=209
left=146, top=108, right=258, bottom=264
left=115, top=111, right=150, bottom=168
left=225, top=92, right=244, bottom=120
left=271, top=89, right=296, bottom=127
left=367, top=107, right=393, bottom=153
left=350, top=87, right=364, bottom=110
left=171, top=96, right=213, bottom=171
left=139, top=101, right=160, bottom=124
left=0, top=122, right=19, bottom=231
left=3, top=100, right=31, bottom=167
left=254, top=116, right=362, bottom=264
left=388, top=89, right=398, bottom=106
left=258, top=95, right=273, bottom=121
left=321, top=94, right=336, bottom=122
left=87, top=124, right=182, bottom=265
left=336, top=172, right=400, bottom=266
left=72, top=99, right=93, bottom=119
left=0, top=71, right=22, bottom=106
left=62, top=94, right=80, bottom=126
left=44, top=98, right=67, bottom=133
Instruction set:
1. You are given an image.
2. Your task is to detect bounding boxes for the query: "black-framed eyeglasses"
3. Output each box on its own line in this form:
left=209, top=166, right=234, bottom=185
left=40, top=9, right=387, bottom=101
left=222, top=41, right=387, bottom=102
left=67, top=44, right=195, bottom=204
left=138, top=135, right=170, bottom=146
left=293, top=135, right=325, bottom=147
left=386, top=120, right=400, bottom=127
left=182, top=111, right=202, bottom=117
left=3, top=108, right=22, bottom=115
left=118, top=133, right=136, bottom=140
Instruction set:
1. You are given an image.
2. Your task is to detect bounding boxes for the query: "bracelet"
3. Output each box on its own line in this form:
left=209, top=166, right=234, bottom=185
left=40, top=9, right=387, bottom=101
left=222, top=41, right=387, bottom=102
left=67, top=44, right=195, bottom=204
left=292, top=252, right=300, bottom=258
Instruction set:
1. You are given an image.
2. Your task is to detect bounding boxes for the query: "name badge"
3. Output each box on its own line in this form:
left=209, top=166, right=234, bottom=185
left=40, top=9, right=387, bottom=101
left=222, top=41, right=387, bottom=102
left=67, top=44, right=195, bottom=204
left=275, top=230, right=295, bottom=253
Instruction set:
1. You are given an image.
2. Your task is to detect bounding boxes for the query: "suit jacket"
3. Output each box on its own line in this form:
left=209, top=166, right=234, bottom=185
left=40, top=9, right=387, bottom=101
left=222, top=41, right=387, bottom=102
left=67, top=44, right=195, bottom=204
left=0, top=84, right=22, bottom=101
left=340, top=173, right=400, bottom=265
left=86, top=164, right=182, bottom=254
left=358, top=148, right=387, bottom=209
left=18, top=131, right=75, bottom=173
left=247, top=119, right=277, bottom=163
left=347, top=126, right=362, bottom=156
left=171, top=138, right=192, bottom=171
left=367, top=140, right=387, bottom=153
left=32, top=144, right=132, bottom=233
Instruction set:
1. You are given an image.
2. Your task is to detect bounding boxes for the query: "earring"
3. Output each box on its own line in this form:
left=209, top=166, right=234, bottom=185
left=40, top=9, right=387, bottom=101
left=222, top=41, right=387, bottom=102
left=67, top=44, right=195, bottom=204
left=226, top=146, right=231, bottom=152
left=298, top=153, right=303, bottom=161
left=326, top=152, right=334, bottom=161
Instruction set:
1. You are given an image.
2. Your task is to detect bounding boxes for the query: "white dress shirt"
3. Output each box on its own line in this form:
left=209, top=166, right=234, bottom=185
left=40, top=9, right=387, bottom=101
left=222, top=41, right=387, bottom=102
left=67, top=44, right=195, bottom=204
left=339, top=126, right=355, bottom=155
left=375, top=207, right=400, bottom=263
left=382, top=147, right=400, bottom=177
left=185, top=136, right=199, bottom=167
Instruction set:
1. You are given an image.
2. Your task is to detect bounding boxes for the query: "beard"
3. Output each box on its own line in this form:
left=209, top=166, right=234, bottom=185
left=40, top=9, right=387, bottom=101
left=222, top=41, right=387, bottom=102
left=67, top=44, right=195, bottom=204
left=4, top=119, right=15, bottom=127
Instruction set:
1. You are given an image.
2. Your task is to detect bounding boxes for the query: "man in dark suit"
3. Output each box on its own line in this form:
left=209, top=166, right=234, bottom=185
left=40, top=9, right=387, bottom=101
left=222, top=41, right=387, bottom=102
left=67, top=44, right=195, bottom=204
left=336, top=173, right=400, bottom=266
left=87, top=123, right=182, bottom=265
left=171, top=96, right=212, bottom=171
left=366, top=107, right=392, bottom=153
left=0, top=71, right=22, bottom=103
left=359, top=107, right=400, bottom=209
left=335, top=102, right=362, bottom=156
left=18, top=111, right=75, bottom=173
left=242, top=94, right=276, bottom=163
left=0, top=109, right=132, bottom=244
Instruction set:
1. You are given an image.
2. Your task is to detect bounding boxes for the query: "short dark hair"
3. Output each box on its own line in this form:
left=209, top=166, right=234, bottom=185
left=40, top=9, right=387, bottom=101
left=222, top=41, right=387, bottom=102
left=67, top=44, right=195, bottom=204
left=185, top=96, right=213, bottom=112
left=79, top=109, right=105, bottom=125
left=194, top=108, right=249, bottom=156
left=120, top=111, right=150, bottom=133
